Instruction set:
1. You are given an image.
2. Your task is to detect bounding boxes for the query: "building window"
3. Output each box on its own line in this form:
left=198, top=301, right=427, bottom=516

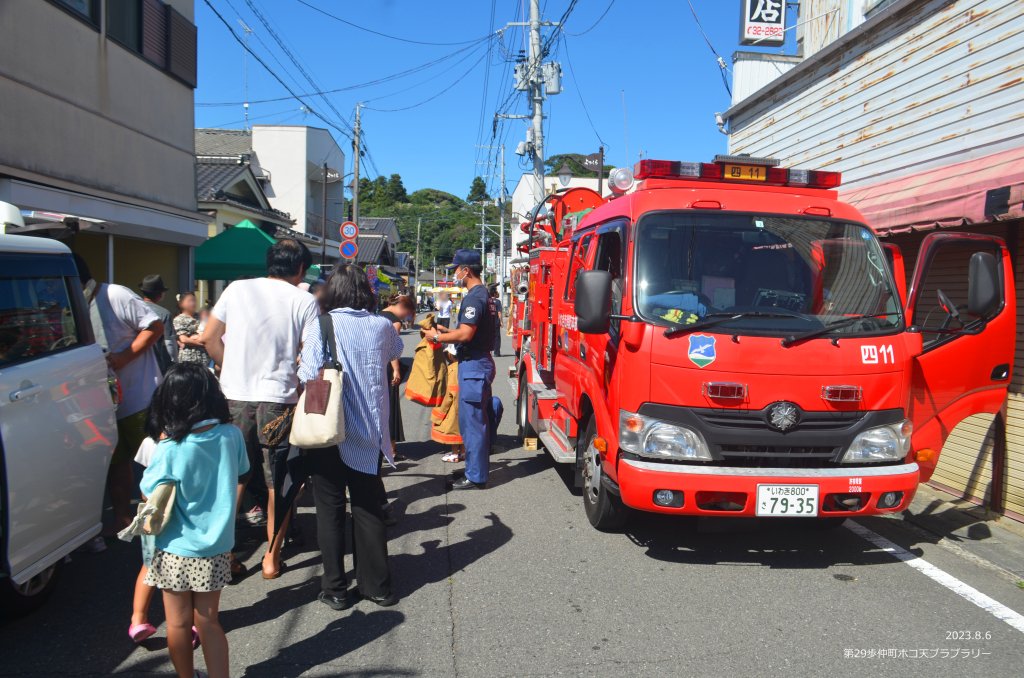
left=140, top=0, right=169, bottom=67
left=107, top=0, right=143, bottom=52
left=50, top=0, right=100, bottom=27
left=166, top=6, right=198, bottom=88
left=101, top=0, right=197, bottom=89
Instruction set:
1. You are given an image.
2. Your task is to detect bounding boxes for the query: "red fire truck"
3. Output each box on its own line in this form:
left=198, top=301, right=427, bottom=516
left=512, top=156, right=1015, bottom=530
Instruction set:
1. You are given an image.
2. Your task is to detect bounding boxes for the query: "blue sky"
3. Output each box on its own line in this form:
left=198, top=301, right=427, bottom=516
left=194, top=1, right=794, bottom=198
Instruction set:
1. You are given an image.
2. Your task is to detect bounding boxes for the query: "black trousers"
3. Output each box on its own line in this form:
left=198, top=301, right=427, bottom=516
left=304, top=447, right=391, bottom=599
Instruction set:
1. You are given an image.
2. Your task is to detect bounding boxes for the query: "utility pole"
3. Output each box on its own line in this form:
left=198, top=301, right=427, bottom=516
left=498, top=144, right=506, bottom=300
left=320, top=161, right=328, bottom=265
left=480, top=203, right=486, bottom=267
left=414, top=217, right=421, bottom=294
left=352, top=103, right=362, bottom=227
left=529, top=0, right=545, bottom=206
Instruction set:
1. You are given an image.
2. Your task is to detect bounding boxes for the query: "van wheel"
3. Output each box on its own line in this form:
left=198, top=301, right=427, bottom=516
left=579, top=419, right=626, bottom=531
left=1, top=561, right=61, bottom=618
left=516, top=374, right=534, bottom=443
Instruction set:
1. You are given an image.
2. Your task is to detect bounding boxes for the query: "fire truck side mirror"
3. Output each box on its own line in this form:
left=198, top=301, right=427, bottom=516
left=575, top=270, right=612, bottom=334
left=967, top=251, right=1001, bottom=319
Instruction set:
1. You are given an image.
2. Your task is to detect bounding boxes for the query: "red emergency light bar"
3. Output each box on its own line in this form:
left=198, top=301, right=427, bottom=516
left=633, top=159, right=842, bottom=189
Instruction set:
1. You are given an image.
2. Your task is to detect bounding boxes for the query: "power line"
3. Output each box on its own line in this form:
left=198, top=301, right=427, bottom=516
left=363, top=38, right=492, bottom=104
left=566, top=0, right=615, bottom=36
left=541, top=0, right=579, bottom=55
left=473, top=0, right=499, bottom=176
left=243, top=0, right=354, bottom=136
left=296, top=0, right=497, bottom=46
left=363, top=49, right=491, bottom=112
left=559, top=34, right=605, bottom=146
left=211, top=106, right=306, bottom=128
left=195, top=38, right=492, bottom=107
left=201, top=0, right=353, bottom=140
left=685, top=0, right=732, bottom=98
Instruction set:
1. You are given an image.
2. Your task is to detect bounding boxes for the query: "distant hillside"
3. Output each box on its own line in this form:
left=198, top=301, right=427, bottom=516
left=358, top=174, right=508, bottom=267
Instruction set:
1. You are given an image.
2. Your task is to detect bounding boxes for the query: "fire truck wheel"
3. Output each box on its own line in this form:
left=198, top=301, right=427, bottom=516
left=516, top=375, right=535, bottom=443
left=580, top=419, right=626, bottom=531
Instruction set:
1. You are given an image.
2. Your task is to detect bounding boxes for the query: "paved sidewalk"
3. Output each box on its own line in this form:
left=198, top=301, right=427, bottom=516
left=897, top=483, right=1024, bottom=582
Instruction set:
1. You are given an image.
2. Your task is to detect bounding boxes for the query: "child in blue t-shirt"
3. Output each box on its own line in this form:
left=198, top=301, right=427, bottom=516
left=141, top=364, right=249, bottom=678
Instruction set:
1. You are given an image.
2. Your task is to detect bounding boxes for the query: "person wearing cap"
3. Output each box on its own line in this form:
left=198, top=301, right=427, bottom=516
left=140, top=274, right=177, bottom=372
left=429, top=249, right=497, bottom=490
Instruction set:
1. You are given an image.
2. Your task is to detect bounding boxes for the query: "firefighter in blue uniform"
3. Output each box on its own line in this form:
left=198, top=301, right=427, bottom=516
left=430, top=249, right=496, bottom=490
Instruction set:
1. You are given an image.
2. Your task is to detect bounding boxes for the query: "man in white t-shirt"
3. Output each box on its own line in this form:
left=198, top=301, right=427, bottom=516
left=201, top=238, right=318, bottom=579
left=73, top=255, right=163, bottom=534
left=435, top=291, right=453, bottom=329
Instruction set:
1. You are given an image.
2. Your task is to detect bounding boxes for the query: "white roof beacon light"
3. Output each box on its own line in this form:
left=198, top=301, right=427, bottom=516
left=608, top=167, right=634, bottom=195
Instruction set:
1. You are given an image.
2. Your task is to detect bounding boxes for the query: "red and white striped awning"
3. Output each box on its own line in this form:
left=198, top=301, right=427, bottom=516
left=841, top=146, right=1024, bottom=236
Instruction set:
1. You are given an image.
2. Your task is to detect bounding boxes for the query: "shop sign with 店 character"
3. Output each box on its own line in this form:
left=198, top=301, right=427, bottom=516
left=740, top=0, right=786, bottom=47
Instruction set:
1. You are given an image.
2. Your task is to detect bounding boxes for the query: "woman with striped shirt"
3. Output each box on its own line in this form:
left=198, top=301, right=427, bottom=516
left=298, top=264, right=403, bottom=610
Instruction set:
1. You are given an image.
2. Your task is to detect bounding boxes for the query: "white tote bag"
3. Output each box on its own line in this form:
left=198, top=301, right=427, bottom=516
left=290, top=314, right=346, bottom=447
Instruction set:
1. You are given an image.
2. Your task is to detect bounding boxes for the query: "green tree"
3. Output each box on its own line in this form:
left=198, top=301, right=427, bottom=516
left=466, top=176, right=490, bottom=203
left=386, top=173, right=408, bottom=204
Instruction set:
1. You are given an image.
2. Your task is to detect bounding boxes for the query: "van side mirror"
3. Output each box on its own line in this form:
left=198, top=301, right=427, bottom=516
left=575, top=270, right=612, bottom=334
left=967, top=251, right=1000, bottom=318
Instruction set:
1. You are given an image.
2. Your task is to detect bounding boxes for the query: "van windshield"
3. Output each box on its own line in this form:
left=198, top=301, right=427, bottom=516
left=634, top=212, right=903, bottom=336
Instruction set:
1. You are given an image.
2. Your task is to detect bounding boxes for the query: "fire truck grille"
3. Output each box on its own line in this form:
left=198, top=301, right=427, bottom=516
left=697, top=409, right=864, bottom=431
left=717, top=445, right=841, bottom=468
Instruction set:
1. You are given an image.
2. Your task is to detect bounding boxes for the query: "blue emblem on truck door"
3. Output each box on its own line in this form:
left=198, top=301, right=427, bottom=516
left=688, top=334, right=717, bottom=368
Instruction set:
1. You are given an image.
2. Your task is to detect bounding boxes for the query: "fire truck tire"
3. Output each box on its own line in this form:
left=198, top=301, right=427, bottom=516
left=516, top=375, right=535, bottom=443
left=580, top=419, right=626, bottom=531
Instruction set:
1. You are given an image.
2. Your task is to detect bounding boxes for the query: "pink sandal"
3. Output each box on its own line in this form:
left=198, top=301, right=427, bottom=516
left=129, top=622, right=157, bottom=644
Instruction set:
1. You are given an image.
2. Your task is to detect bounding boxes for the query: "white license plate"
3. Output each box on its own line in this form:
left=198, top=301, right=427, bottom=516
left=756, top=484, right=819, bottom=517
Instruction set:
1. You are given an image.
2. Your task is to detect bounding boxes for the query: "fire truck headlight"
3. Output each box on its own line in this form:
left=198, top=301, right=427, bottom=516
left=619, top=411, right=711, bottom=461
left=842, top=420, right=912, bottom=463
left=642, top=422, right=712, bottom=461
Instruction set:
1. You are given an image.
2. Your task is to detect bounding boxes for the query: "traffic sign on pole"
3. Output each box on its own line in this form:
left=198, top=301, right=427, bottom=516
left=339, top=240, right=358, bottom=259
left=340, top=221, right=359, bottom=240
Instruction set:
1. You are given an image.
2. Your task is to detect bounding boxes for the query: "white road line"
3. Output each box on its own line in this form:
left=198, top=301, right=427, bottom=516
left=845, top=521, right=1024, bottom=634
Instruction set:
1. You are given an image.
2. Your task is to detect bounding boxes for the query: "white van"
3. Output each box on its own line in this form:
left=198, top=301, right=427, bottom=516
left=0, top=234, right=117, bottom=614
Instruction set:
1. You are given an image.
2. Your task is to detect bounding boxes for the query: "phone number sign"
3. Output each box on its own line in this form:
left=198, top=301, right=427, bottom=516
left=740, top=0, right=786, bottom=47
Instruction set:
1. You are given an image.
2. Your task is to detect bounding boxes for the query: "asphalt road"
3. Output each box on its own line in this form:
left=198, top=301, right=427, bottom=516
left=3, top=328, right=1024, bottom=677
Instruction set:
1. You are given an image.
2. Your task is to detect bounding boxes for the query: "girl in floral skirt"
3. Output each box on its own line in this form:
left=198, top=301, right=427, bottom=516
left=141, top=364, right=249, bottom=678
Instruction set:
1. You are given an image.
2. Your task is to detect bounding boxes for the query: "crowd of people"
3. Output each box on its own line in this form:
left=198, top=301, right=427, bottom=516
left=76, top=239, right=502, bottom=678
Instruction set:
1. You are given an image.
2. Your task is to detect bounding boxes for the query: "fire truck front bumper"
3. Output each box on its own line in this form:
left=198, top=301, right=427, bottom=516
left=615, top=458, right=920, bottom=518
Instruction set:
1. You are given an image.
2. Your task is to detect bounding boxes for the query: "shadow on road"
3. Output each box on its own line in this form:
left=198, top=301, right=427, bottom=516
left=391, top=512, right=513, bottom=600
left=623, top=514, right=916, bottom=569
left=240, top=608, right=407, bottom=678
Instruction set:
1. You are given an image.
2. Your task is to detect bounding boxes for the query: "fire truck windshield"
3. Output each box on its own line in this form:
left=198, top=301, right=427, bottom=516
left=634, top=212, right=903, bottom=337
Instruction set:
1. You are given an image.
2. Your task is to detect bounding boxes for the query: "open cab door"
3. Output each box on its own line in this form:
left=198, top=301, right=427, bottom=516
left=906, top=232, right=1015, bottom=481
left=881, top=242, right=907, bottom=306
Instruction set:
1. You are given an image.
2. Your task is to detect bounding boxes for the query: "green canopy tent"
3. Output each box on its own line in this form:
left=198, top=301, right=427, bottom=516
left=194, top=219, right=275, bottom=280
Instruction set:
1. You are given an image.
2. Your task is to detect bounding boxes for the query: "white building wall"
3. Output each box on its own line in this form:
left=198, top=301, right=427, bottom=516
left=251, top=125, right=345, bottom=237
left=731, top=53, right=802, bottom=106
left=725, top=0, right=1024, bottom=191
left=306, top=128, right=346, bottom=239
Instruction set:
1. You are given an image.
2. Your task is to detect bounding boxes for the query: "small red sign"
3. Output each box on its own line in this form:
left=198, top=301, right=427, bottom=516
left=340, top=221, right=359, bottom=240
